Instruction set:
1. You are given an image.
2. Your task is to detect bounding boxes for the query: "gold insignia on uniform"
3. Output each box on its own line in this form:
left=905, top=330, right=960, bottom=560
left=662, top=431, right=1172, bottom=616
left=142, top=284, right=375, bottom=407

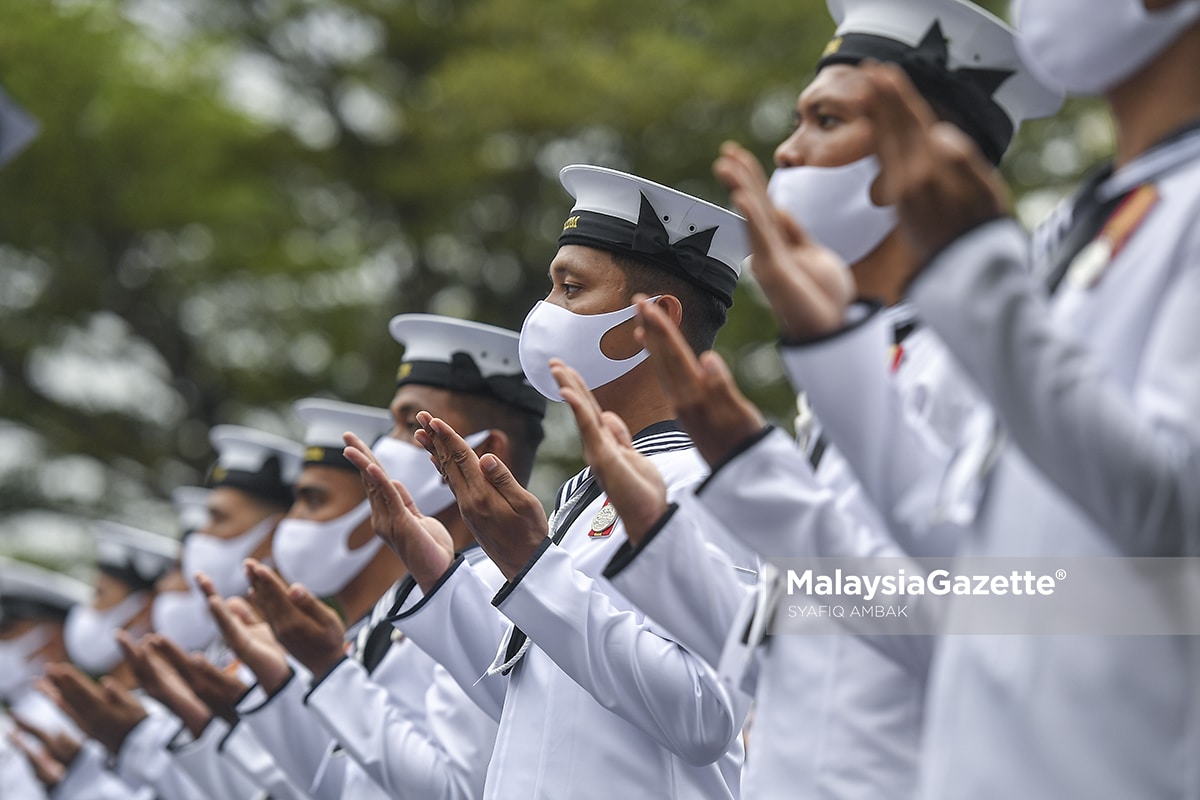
left=396, top=363, right=413, bottom=381
left=822, top=37, right=844, bottom=57
left=211, top=466, right=228, bottom=482
left=305, top=446, right=325, bottom=462
left=589, top=503, right=618, bottom=538
left=563, top=215, right=580, bottom=231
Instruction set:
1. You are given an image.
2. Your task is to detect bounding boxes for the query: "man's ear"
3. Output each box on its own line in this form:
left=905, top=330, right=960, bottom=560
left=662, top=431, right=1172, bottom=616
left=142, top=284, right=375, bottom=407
left=655, top=294, right=684, bottom=328
left=476, top=428, right=512, bottom=471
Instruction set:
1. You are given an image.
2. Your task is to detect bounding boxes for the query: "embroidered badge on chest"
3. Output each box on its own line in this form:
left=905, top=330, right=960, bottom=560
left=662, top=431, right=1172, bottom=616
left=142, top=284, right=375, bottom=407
left=589, top=502, right=618, bottom=538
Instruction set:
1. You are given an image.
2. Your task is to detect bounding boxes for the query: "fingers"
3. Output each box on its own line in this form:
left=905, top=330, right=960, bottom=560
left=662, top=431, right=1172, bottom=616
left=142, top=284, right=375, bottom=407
left=417, top=414, right=481, bottom=491
left=553, top=360, right=607, bottom=447
left=859, top=62, right=937, bottom=203
left=11, top=716, right=53, bottom=748
left=244, top=559, right=291, bottom=622
left=285, top=581, right=326, bottom=618
left=600, top=411, right=634, bottom=448
left=226, top=596, right=262, bottom=627
left=478, top=453, right=537, bottom=516
left=636, top=297, right=706, bottom=405
left=195, top=571, right=220, bottom=600
left=148, top=634, right=194, bottom=680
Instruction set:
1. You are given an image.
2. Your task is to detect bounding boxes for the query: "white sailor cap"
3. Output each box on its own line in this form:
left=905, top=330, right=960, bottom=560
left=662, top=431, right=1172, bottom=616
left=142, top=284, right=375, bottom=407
left=293, top=398, right=393, bottom=470
left=171, top=486, right=212, bottom=538
left=0, top=557, right=91, bottom=623
left=820, top=0, right=1064, bottom=163
left=558, top=165, right=750, bottom=308
left=389, top=314, right=547, bottom=417
left=0, top=82, right=39, bottom=169
left=90, top=521, right=180, bottom=591
left=207, top=425, right=303, bottom=508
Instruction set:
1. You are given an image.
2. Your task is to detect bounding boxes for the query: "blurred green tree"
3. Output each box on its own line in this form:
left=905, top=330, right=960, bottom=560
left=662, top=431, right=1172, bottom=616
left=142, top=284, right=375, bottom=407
left=0, top=0, right=1109, bottom=568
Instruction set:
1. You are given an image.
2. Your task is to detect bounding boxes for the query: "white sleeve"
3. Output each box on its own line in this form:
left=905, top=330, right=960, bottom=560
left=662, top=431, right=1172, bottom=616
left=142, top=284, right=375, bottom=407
left=779, top=308, right=967, bottom=557
left=236, top=670, right=341, bottom=796
left=910, top=219, right=1200, bottom=555
left=695, top=427, right=935, bottom=677
left=305, top=658, right=494, bottom=800
left=388, top=556, right=511, bottom=721
left=52, top=741, right=154, bottom=800
left=112, top=712, right=206, bottom=800
left=168, top=718, right=276, bottom=800
left=211, top=719, right=313, bottom=800
left=495, top=541, right=745, bottom=766
left=602, top=492, right=754, bottom=669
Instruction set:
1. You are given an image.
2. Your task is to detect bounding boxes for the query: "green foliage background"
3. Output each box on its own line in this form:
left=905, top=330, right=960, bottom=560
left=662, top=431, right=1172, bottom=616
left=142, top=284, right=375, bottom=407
left=0, top=0, right=1109, bottom=569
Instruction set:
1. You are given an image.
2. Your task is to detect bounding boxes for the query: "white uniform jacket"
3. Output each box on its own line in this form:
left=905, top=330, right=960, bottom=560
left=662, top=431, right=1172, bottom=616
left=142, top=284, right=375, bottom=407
left=391, top=422, right=748, bottom=800
left=228, top=606, right=437, bottom=800
left=908, top=131, right=1200, bottom=799
left=305, top=555, right=498, bottom=800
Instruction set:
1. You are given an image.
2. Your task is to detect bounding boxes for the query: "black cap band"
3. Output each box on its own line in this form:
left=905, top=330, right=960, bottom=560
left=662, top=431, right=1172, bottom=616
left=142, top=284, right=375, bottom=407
left=206, top=461, right=295, bottom=509
left=396, top=353, right=548, bottom=418
left=98, top=563, right=158, bottom=593
left=0, top=597, right=72, bottom=623
left=303, top=446, right=356, bottom=472
left=818, top=23, right=1015, bottom=164
left=559, top=194, right=738, bottom=307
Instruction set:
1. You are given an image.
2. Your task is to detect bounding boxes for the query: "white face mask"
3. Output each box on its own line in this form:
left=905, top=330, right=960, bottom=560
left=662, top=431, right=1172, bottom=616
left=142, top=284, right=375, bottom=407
left=273, top=499, right=377, bottom=597
left=152, top=589, right=218, bottom=652
left=63, top=592, right=148, bottom=675
left=0, top=625, right=50, bottom=699
left=371, top=430, right=491, bottom=516
left=1015, top=0, right=1200, bottom=96
left=519, top=299, right=653, bottom=402
left=181, top=514, right=278, bottom=598
left=767, top=155, right=896, bottom=266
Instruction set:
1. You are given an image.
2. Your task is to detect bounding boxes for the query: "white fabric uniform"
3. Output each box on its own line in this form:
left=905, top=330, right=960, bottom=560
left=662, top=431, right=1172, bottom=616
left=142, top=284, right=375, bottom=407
left=305, top=554, right=498, bottom=800
left=227, top=600, right=438, bottom=799
left=1, top=710, right=48, bottom=800
left=52, top=739, right=153, bottom=800
left=906, top=131, right=1200, bottom=799
left=605, top=308, right=977, bottom=799
left=391, top=424, right=748, bottom=799
left=113, top=704, right=208, bottom=800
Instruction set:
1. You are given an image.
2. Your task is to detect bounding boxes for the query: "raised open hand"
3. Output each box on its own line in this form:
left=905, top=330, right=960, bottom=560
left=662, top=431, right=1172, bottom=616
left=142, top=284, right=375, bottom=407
left=714, top=141, right=856, bottom=340
left=343, top=431, right=457, bottom=593
left=244, top=558, right=347, bottom=682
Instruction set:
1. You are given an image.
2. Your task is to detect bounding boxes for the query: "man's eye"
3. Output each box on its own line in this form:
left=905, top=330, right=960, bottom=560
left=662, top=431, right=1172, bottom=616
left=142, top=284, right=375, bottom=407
left=563, top=283, right=582, bottom=296
left=817, top=114, right=840, bottom=130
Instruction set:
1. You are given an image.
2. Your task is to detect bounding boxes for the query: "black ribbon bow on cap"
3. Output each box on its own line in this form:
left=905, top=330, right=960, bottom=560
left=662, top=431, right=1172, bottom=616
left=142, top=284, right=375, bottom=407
left=904, top=21, right=1014, bottom=98
left=900, top=22, right=1015, bottom=164
left=630, top=193, right=719, bottom=283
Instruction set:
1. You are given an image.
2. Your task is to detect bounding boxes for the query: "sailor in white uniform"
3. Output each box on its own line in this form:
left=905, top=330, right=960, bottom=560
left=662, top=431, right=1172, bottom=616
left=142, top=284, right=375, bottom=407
left=1, top=558, right=90, bottom=800
left=346, top=166, right=755, bottom=799
left=590, top=3, right=1060, bottom=798
left=199, top=401, right=424, bottom=799
left=298, top=315, right=546, bottom=800
left=841, top=0, right=1200, bottom=796
left=45, top=521, right=180, bottom=800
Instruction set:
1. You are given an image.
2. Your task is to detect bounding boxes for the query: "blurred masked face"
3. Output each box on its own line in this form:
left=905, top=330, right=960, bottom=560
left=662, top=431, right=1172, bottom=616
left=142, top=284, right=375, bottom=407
left=387, top=384, right=476, bottom=444
left=151, top=566, right=217, bottom=652
left=272, top=465, right=375, bottom=596
left=180, top=488, right=281, bottom=598
left=63, top=573, right=149, bottom=675
left=375, top=384, right=493, bottom=520
left=773, top=65, right=877, bottom=170
left=203, top=487, right=279, bottom=543
left=768, top=65, right=898, bottom=266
